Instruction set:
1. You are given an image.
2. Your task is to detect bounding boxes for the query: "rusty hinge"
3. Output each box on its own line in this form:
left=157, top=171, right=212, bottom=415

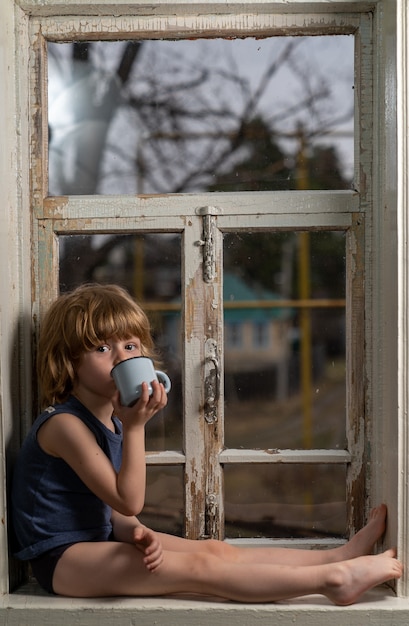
left=204, top=338, right=220, bottom=424
left=195, top=206, right=221, bottom=283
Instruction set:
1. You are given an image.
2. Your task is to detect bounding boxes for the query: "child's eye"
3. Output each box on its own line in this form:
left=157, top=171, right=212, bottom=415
left=125, top=343, right=138, bottom=351
left=96, top=345, right=109, bottom=353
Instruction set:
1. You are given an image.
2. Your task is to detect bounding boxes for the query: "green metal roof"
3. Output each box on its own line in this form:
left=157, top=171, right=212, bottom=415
left=223, top=273, right=293, bottom=322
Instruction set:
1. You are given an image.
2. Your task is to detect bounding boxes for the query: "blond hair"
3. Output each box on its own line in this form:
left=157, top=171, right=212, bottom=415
left=37, top=283, right=156, bottom=407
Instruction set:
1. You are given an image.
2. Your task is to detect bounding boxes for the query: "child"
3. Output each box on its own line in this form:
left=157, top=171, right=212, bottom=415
left=11, top=283, right=402, bottom=604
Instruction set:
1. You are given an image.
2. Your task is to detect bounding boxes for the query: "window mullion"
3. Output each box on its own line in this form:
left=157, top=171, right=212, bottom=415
left=345, top=219, right=366, bottom=534
left=183, top=217, right=208, bottom=539
left=183, top=210, right=225, bottom=541
left=202, top=216, right=225, bottom=540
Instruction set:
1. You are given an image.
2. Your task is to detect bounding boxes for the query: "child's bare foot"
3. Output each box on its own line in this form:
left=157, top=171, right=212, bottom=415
left=339, top=504, right=387, bottom=561
left=324, top=548, right=402, bottom=606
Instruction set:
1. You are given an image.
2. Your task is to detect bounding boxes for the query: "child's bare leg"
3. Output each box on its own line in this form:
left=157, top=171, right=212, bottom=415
left=323, top=549, right=402, bottom=606
left=52, top=541, right=402, bottom=604
left=236, top=503, right=388, bottom=566
left=333, top=503, right=387, bottom=561
left=158, top=504, right=387, bottom=568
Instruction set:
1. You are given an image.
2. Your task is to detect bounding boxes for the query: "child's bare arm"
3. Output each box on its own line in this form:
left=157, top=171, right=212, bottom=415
left=110, top=379, right=168, bottom=513
left=111, top=510, right=163, bottom=571
left=37, top=389, right=161, bottom=517
left=38, top=383, right=166, bottom=515
left=110, top=509, right=141, bottom=542
left=37, top=412, right=146, bottom=514
left=37, top=383, right=166, bottom=515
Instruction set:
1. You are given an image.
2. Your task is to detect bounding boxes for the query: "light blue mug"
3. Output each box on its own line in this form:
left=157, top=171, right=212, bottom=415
left=111, top=356, right=171, bottom=407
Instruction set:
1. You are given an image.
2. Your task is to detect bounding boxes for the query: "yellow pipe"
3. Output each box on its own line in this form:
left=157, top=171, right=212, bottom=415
left=297, top=125, right=313, bottom=514
left=296, top=124, right=313, bottom=451
left=133, top=236, right=144, bottom=301
left=298, top=232, right=313, bottom=450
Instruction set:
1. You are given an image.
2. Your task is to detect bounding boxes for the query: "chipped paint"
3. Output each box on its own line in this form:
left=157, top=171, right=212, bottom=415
left=346, top=212, right=366, bottom=533
left=28, top=4, right=373, bottom=550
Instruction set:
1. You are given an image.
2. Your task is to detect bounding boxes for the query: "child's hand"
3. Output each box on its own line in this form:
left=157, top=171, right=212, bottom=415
left=113, top=380, right=168, bottom=428
left=133, top=523, right=164, bottom=572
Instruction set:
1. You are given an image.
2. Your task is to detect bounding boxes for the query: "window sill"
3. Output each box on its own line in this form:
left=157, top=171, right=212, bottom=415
left=2, top=583, right=409, bottom=625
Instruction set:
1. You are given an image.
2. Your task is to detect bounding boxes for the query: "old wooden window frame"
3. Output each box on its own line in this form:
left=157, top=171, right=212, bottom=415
left=31, top=9, right=369, bottom=544
left=3, top=1, right=409, bottom=623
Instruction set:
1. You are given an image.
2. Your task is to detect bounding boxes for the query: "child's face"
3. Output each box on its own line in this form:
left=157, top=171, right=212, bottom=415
left=74, top=336, right=142, bottom=401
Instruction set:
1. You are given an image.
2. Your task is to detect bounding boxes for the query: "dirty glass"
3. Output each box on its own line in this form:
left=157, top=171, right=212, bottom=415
left=223, top=230, right=347, bottom=537
left=224, top=464, right=347, bottom=539
left=59, top=233, right=183, bottom=452
left=224, top=231, right=346, bottom=451
left=48, top=36, right=354, bottom=195
left=139, top=466, right=184, bottom=536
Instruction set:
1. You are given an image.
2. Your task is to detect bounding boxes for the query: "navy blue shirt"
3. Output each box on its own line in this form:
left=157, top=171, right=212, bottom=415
left=11, top=396, right=123, bottom=560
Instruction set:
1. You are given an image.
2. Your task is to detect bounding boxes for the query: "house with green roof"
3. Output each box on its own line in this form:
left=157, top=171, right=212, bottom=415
left=223, top=272, right=293, bottom=377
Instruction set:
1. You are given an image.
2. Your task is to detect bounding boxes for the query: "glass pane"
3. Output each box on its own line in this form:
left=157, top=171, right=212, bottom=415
left=138, top=465, right=184, bottom=536
left=224, top=464, right=346, bottom=539
left=224, top=231, right=346, bottom=450
left=48, top=36, right=354, bottom=195
left=59, top=233, right=182, bottom=451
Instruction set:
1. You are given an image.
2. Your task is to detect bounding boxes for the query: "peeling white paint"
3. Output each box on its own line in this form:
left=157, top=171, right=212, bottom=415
left=2, top=1, right=409, bottom=623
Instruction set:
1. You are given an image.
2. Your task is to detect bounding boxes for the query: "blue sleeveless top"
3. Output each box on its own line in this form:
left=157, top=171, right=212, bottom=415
left=11, top=396, right=123, bottom=560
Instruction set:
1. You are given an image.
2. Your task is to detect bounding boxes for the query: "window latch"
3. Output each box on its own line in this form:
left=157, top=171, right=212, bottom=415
left=204, top=338, right=220, bottom=424
left=205, top=493, right=218, bottom=539
left=200, top=493, right=218, bottom=540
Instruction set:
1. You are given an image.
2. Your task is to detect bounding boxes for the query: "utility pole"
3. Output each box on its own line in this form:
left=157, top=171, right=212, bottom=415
left=296, top=124, right=313, bottom=451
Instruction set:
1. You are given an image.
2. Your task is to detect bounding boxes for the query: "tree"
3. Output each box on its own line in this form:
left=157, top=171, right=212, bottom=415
left=208, top=117, right=292, bottom=192
left=49, top=38, right=352, bottom=197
